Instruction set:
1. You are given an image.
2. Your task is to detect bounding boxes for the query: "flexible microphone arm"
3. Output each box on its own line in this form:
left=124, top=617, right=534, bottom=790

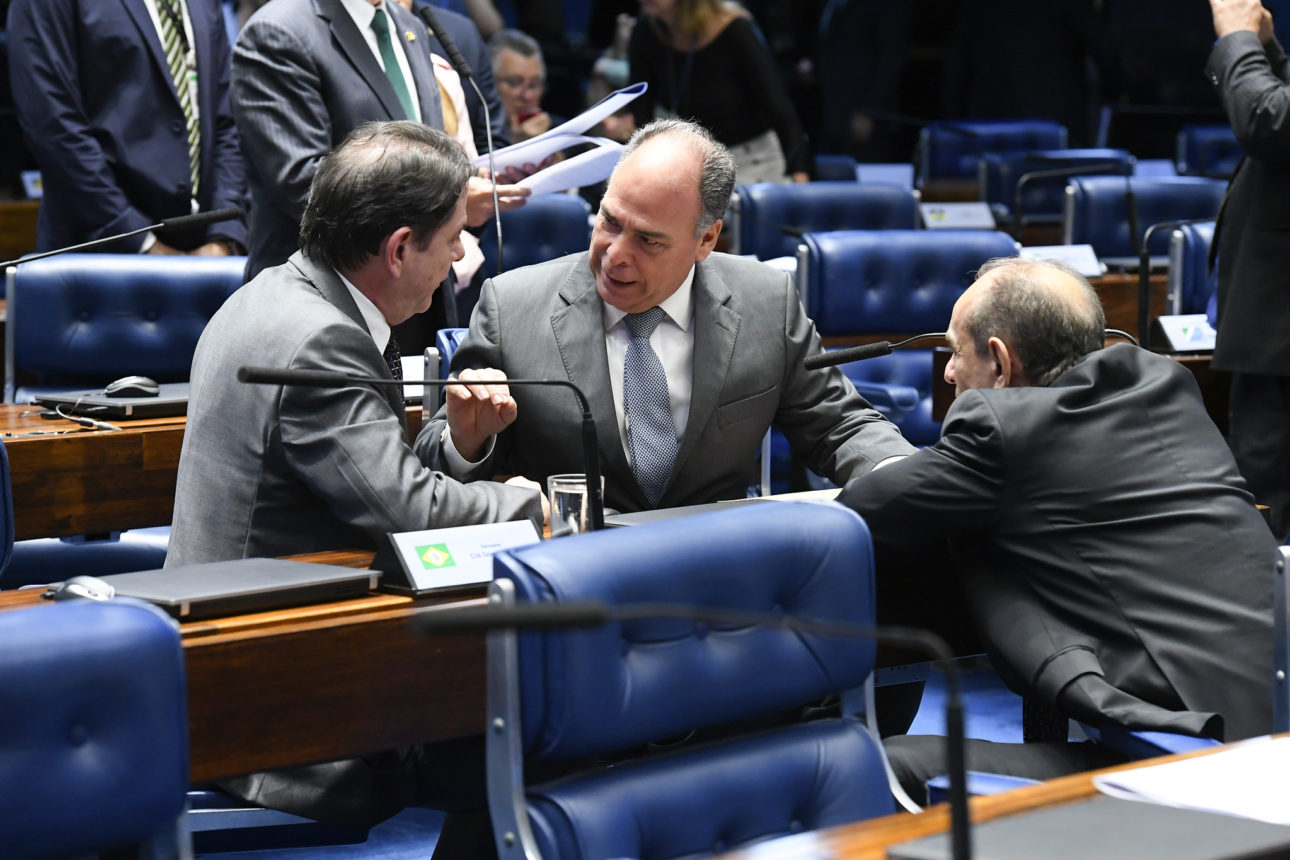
left=414, top=3, right=505, bottom=274
left=1136, top=217, right=1216, bottom=346
left=0, top=208, right=242, bottom=269
left=414, top=601, right=972, bottom=860
left=236, top=365, right=604, bottom=530
left=804, top=332, right=947, bottom=371
left=1010, top=162, right=1127, bottom=238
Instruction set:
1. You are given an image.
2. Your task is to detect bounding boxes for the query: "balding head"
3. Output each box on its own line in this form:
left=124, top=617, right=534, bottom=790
left=946, top=257, right=1105, bottom=392
left=613, top=118, right=735, bottom=236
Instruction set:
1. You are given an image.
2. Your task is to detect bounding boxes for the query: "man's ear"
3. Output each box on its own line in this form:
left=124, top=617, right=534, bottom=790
left=694, top=218, right=722, bottom=262
left=987, top=336, right=1030, bottom=388
left=382, top=226, right=414, bottom=276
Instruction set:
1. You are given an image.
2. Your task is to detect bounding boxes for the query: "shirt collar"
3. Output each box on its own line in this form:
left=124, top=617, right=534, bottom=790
left=339, top=0, right=382, bottom=30
left=602, top=265, right=696, bottom=333
left=337, top=270, right=392, bottom=353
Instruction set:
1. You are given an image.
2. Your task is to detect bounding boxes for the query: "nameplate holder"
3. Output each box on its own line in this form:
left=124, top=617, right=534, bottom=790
left=918, top=201, right=996, bottom=229
left=1152, top=313, right=1216, bottom=354
left=22, top=170, right=43, bottom=200
left=374, top=520, right=540, bottom=596
left=1019, top=244, right=1106, bottom=278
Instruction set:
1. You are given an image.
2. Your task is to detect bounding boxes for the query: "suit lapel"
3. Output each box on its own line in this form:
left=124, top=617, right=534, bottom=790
left=291, top=253, right=408, bottom=429
left=389, top=2, right=445, bottom=129
left=120, top=0, right=180, bottom=105
left=317, top=0, right=409, bottom=122
left=549, top=262, right=637, bottom=502
left=670, top=261, right=739, bottom=487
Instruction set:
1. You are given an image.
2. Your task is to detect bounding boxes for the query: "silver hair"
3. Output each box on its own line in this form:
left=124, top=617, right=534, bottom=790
left=615, top=118, right=736, bottom=236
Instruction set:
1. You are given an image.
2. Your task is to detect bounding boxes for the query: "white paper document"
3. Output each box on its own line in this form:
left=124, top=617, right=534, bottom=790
left=474, top=82, right=646, bottom=194
left=1093, top=735, right=1290, bottom=826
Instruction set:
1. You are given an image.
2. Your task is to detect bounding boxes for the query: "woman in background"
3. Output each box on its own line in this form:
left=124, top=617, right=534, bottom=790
left=628, top=0, right=811, bottom=183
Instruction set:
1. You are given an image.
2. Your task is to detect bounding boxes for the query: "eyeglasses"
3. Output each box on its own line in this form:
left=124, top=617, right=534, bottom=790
left=497, top=76, right=545, bottom=92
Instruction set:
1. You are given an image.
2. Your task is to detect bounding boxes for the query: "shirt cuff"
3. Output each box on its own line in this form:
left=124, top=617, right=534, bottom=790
left=139, top=231, right=158, bottom=254
left=441, top=425, right=495, bottom=479
left=871, top=455, right=907, bottom=471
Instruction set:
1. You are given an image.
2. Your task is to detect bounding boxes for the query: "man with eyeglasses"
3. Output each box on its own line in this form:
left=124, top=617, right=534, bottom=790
left=488, top=27, right=561, bottom=142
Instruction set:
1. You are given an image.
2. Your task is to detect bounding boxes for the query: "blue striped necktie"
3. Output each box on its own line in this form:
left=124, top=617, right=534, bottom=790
left=623, top=307, right=677, bottom=506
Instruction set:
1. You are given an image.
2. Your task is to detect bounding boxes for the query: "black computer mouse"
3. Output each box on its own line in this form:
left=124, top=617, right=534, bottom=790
left=45, top=575, right=116, bottom=602
left=104, top=375, right=161, bottom=398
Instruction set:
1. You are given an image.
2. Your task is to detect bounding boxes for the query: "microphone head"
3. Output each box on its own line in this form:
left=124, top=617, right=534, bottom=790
left=803, top=341, right=893, bottom=371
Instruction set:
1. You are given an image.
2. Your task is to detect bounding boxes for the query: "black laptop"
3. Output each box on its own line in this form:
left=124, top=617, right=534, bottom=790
left=34, top=382, right=190, bottom=419
left=100, top=558, right=380, bottom=620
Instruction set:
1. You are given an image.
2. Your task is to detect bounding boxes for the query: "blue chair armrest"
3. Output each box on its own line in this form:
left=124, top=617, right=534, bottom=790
left=926, top=771, right=1042, bottom=805
left=852, top=381, right=919, bottom=415
left=1080, top=723, right=1222, bottom=759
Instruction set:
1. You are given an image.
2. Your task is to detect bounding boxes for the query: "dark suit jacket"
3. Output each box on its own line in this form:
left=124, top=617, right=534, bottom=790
left=839, top=345, right=1275, bottom=741
left=232, top=0, right=446, bottom=282
left=413, top=0, right=510, bottom=154
left=7, top=0, right=247, bottom=252
left=417, top=252, right=915, bottom=513
left=1207, top=31, right=1290, bottom=377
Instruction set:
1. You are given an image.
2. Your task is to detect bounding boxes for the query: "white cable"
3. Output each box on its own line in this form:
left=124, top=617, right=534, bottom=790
left=863, top=674, right=925, bottom=814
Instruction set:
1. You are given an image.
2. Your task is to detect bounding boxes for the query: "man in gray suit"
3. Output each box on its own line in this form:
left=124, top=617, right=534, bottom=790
left=417, top=119, right=914, bottom=513
left=231, top=0, right=528, bottom=350
left=839, top=257, right=1275, bottom=798
left=168, top=121, right=543, bottom=569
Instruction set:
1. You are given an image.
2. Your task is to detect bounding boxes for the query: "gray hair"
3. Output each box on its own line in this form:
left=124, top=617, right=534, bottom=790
left=966, top=257, right=1106, bottom=387
left=488, top=28, right=544, bottom=72
left=616, top=118, right=736, bottom=236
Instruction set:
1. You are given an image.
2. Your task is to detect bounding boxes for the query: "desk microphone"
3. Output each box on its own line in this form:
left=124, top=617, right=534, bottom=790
left=804, top=332, right=947, bottom=371
left=414, top=3, right=506, bottom=273
left=0, top=208, right=242, bottom=268
left=1010, top=162, right=1128, bottom=238
left=414, top=601, right=972, bottom=860
left=235, top=365, right=605, bottom=531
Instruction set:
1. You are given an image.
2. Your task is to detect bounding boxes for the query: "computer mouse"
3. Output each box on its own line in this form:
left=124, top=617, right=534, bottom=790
left=104, top=375, right=160, bottom=398
left=45, top=575, right=116, bottom=602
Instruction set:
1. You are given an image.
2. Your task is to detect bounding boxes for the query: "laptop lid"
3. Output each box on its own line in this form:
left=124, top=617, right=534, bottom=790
left=101, top=558, right=380, bottom=620
left=34, top=382, right=190, bottom=419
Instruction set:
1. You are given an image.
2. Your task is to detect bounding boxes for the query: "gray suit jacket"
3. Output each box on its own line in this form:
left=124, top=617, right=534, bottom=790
left=839, top=345, right=1275, bottom=741
left=231, top=0, right=446, bottom=282
left=166, top=251, right=542, bottom=566
left=417, top=251, right=915, bottom=513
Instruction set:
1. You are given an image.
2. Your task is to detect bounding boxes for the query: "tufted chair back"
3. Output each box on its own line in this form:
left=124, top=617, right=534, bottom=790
left=1166, top=220, right=1218, bottom=315
left=1063, top=176, right=1227, bottom=264
left=477, top=194, right=593, bottom=282
left=917, top=119, right=1067, bottom=183
left=980, top=148, right=1134, bottom=226
left=485, top=502, right=894, bottom=860
left=0, top=599, right=190, bottom=859
left=4, top=253, right=245, bottom=401
left=731, top=181, right=918, bottom=261
left=1176, top=124, right=1243, bottom=179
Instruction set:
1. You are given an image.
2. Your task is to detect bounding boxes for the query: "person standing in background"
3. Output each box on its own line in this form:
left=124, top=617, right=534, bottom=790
left=627, top=0, right=811, bottom=183
left=1206, top=0, right=1290, bottom=542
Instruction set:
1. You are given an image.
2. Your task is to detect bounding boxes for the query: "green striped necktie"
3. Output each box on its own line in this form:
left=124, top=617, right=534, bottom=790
left=157, top=0, right=200, bottom=197
left=370, top=9, right=417, bottom=120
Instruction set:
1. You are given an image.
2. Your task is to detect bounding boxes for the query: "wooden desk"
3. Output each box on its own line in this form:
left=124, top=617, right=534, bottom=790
left=0, top=404, right=424, bottom=541
left=0, top=550, right=486, bottom=784
left=716, top=743, right=1234, bottom=860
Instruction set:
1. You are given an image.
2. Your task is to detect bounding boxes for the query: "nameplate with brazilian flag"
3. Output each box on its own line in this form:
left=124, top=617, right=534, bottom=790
left=374, top=520, right=540, bottom=596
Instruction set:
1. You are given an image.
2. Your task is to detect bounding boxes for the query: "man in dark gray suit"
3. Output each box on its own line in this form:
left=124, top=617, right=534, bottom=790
left=839, top=257, right=1275, bottom=798
left=168, top=121, right=542, bottom=569
left=231, top=0, right=528, bottom=350
left=1207, top=0, right=1290, bottom=543
left=417, top=119, right=914, bottom=514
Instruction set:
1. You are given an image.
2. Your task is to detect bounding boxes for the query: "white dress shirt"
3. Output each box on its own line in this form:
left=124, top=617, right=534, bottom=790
left=339, top=271, right=392, bottom=355
left=337, top=0, right=422, bottom=122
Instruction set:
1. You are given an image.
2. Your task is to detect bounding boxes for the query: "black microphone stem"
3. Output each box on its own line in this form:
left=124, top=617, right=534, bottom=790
left=1136, top=217, right=1216, bottom=347
left=0, top=207, right=242, bottom=268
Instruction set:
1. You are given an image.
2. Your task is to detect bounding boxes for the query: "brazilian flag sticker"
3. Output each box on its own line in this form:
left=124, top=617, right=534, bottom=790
left=416, top=543, right=456, bottom=570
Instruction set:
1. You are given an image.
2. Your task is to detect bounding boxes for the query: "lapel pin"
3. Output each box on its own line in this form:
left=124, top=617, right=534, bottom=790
left=405, top=30, right=416, bottom=42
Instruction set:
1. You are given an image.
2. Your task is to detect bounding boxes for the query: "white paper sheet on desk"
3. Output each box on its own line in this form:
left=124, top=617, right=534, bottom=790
left=1093, top=735, right=1290, bottom=825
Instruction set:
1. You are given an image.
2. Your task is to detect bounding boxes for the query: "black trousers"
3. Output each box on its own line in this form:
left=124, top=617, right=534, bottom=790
left=1229, top=372, right=1290, bottom=543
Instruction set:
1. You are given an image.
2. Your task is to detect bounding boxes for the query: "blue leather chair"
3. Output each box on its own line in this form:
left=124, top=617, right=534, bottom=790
left=980, top=148, right=1135, bottom=228
left=477, top=193, right=593, bottom=281
left=0, top=599, right=190, bottom=859
left=731, top=181, right=918, bottom=261
left=1167, top=220, right=1217, bottom=315
left=815, top=152, right=860, bottom=182
left=4, top=253, right=245, bottom=402
left=1176, top=124, right=1243, bottom=179
left=917, top=119, right=1067, bottom=184
left=1063, top=176, right=1227, bottom=265
left=485, top=502, right=895, bottom=860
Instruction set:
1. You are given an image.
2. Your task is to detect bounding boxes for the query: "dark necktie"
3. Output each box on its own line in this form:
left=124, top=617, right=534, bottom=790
left=383, top=335, right=403, bottom=381
left=623, top=307, right=677, bottom=506
left=370, top=8, right=417, bottom=121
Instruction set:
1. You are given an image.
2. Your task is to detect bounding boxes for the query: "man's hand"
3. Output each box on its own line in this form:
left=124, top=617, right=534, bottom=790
left=1212, top=0, right=1268, bottom=40
left=446, top=367, right=517, bottom=461
left=514, top=110, right=552, bottom=142
left=146, top=239, right=184, bottom=255
left=466, top=173, right=530, bottom=226
left=505, top=475, right=549, bottom=528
